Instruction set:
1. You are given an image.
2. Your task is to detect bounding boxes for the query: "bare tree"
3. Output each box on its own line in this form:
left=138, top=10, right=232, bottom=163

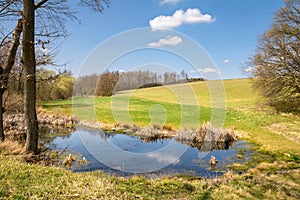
left=0, top=0, right=49, bottom=142
left=74, top=73, right=99, bottom=96
left=0, top=19, right=23, bottom=141
left=248, top=0, right=300, bottom=113
left=0, top=0, right=110, bottom=152
left=96, top=71, right=119, bottom=96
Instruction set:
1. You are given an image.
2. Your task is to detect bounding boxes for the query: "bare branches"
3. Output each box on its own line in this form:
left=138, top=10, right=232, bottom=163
left=34, top=0, right=48, bottom=9
left=79, top=0, right=110, bottom=12
left=2, top=18, right=22, bottom=76
left=0, top=0, right=111, bottom=142
left=249, top=0, right=300, bottom=113
left=0, top=29, right=13, bottom=48
left=0, top=0, right=15, bottom=14
left=0, top=0, right=22, bottom=19
left=35, top=0, right=77, bottom=38
left=1, top=0, right=111, bottom=54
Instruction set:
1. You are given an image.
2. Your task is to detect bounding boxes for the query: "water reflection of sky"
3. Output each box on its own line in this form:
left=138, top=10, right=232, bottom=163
left=109, top=134, right=172, bottom=153
left=43, top=126, right=256, bottom=178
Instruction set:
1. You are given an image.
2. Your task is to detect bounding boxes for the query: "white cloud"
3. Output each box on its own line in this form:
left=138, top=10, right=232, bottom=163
left=160, top=0, right=181, bottom=5
left=245, top=67, right=255, bottom=72
left=149, top=8, right=214, bottom=30
left=224, top=59, right=230, bottom=63
left=147, top=152, right=180, bottom=165
left=148, top=35, right=183, bottom=47
left=192, top=67, right=218, bottom=74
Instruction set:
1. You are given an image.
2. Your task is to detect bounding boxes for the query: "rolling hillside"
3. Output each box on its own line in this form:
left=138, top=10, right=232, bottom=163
left=40, top=78, right=300, bottom=156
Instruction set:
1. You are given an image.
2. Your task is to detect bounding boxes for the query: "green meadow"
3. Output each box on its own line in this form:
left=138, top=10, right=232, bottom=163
left=0, top=153, right=299, bottom=199
left=1, top=78, right=299, bottom=199
left=40, top=78, right=300, bottom=156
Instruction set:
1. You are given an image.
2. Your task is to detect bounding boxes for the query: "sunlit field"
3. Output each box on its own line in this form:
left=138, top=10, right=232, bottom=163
left=40, top=78, right=300, bottom=156
left=1, top=78, right=298, bottom=199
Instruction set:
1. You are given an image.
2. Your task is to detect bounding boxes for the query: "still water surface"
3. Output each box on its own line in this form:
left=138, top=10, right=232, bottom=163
left=42, top=126, right=256, bottom=178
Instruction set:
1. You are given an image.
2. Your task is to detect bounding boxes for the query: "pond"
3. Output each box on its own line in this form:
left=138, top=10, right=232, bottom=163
left=41, top=126, right=257, bottom=178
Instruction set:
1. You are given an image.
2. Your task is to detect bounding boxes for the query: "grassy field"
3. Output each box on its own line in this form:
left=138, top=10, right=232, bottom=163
left=0, top=142, right=300, bottom=199
left=1, top=78, right=299, bottom=199
left=40, top=78, right=300, bottom=156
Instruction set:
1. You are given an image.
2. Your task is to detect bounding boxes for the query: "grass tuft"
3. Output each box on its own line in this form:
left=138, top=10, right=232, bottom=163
left=0, top=140, right=26, bottom=155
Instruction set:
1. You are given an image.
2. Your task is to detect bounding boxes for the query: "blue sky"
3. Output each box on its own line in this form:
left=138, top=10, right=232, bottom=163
left=57, top=0, right=285, bottom=79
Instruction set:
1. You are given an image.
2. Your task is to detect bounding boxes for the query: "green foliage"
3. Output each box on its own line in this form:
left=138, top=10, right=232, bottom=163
left=138, top=82, right=163, bottom=89
left=36, top=68, right=56, bottom=101
left=51, top=75, right=73, bottom=100
left=36, top=68, right=73, bottom=101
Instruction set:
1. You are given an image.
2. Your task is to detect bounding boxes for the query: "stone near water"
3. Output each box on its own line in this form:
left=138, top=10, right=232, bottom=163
left=210, top=155, right=218, bottom=166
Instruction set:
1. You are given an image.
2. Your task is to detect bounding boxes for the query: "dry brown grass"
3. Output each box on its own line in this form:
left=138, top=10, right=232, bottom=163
left=267, top=121, right=300, bottom=143
left=0, top=140, right=26, bottom=155
left=163, top=124, right=173, bottom=131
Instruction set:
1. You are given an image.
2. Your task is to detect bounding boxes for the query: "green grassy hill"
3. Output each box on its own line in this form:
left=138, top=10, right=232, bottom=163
left=41, top=78, right=257, bottom=126
left=0, top=78, right=299, bottom=199
left=40, top=78, right=300, bottom=156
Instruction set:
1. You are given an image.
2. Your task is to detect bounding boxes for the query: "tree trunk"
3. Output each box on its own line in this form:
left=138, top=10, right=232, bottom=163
left=0, top=88, right=4, bottom=141
left=0, top=19, right=23, bottom=142
left=23, top=0, right=38, bottom=154
left=0, top=1, right=48, bottom=144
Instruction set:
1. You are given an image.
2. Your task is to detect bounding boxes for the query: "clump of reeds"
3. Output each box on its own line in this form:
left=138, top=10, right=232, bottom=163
left=175, top=122, right=238, bottom=143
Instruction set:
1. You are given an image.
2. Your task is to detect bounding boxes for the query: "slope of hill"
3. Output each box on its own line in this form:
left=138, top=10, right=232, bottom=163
left=40, top=78, right=300, bottom=156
